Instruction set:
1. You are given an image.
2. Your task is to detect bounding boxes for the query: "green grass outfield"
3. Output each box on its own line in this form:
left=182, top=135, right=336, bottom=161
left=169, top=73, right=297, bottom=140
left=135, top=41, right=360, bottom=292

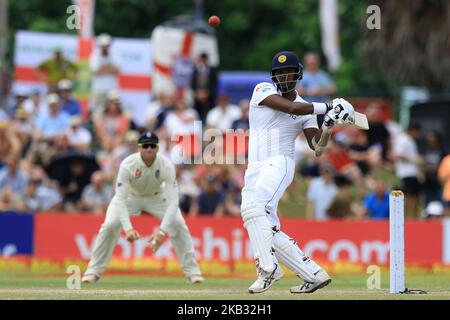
left=0, top=271, right=449, bottom=300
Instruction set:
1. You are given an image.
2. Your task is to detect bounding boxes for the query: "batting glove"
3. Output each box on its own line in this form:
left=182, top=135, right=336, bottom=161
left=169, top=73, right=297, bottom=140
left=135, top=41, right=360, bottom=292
left=328, top=98, right=355, bottom=125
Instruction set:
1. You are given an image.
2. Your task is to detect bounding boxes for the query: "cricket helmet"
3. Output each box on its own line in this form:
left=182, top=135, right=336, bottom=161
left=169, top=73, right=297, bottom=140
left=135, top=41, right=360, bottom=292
left=271, top=51, right=303, bottom=93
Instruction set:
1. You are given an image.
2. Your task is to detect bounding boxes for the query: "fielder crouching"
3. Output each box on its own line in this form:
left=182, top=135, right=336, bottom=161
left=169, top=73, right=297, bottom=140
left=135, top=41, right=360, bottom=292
left=82, top=132, right=204, bottom=284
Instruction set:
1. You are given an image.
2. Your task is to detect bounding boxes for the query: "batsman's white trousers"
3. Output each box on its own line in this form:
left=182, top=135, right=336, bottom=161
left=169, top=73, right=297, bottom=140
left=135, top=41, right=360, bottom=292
left=244, top=155, right=296, bottom=228
left=85, top=194, right=201, bottom=278
left=242, top=155, right=323, bottom=278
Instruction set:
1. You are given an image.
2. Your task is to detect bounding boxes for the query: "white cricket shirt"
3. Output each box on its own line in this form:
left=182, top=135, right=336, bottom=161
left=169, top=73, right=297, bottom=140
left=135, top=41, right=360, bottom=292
left=248, top=82, right=318, bottom=163
left=112, top=152, right=179, bottom=232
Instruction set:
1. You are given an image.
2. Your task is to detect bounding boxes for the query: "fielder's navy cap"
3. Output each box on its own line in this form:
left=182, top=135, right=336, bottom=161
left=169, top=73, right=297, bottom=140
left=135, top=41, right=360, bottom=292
left=138, top=132, right=159, bottom=145
left=271, top=51, right=301, bottom=71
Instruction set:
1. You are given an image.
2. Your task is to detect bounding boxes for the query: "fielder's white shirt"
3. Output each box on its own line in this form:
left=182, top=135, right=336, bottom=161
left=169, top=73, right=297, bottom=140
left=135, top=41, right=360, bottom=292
left=112, top=152, right=179, bottom=232
left=248, top=82, right=318, bottom=163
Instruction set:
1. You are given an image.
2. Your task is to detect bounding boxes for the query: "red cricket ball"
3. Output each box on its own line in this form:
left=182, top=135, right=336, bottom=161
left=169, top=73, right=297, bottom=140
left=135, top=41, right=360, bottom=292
left=208, top=15, right=220, bottom=27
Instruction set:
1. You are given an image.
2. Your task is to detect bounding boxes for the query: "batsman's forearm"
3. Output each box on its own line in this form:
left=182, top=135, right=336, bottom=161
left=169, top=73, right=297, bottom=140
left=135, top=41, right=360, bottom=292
left=290, top=102, right=330, bottom=116
left=312, top=126, right=333, bottom=157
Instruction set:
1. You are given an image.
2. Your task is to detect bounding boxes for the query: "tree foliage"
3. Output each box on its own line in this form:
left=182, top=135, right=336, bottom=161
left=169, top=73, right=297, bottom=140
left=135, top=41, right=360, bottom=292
left=363, top=0, right=450, bottom=89
left=12, top=0, right=441, bottom=95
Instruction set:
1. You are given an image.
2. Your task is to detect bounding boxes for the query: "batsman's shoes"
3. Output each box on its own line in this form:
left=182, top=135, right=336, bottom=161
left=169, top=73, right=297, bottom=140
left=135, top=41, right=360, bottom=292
left=188, top=274, right=205, bottom=284
left=290, top=269, right=331, bottom=294
left=81, top=273, right=100, bottom=284
left=248, top=263, right=284, bottom=294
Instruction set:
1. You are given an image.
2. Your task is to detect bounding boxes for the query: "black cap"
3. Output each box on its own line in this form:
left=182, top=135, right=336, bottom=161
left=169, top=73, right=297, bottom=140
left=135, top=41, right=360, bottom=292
left=271, top=51, right=302, bottom=72
left=138, top=132, right=159, bottom=145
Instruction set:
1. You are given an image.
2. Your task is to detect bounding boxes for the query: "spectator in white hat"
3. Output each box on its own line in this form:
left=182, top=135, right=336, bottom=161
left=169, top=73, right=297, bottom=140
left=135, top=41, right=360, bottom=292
left=22, top=89, right=48, bottom=120
left=65, top=116, right=92, bottom=152
left=89, top=33, right=120, bottom=117
left=58, top=79, right=82, bottom=116
left=34, top=93, right=70, bottom=140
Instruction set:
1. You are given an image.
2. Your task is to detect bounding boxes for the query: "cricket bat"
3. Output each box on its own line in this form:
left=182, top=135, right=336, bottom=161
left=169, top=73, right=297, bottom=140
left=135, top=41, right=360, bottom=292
left=352, top=111, right=369, bottom=130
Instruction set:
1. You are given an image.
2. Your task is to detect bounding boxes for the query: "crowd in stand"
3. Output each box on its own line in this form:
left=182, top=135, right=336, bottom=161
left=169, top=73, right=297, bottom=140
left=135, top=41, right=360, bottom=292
left=0, top=38, right=449, bottom=220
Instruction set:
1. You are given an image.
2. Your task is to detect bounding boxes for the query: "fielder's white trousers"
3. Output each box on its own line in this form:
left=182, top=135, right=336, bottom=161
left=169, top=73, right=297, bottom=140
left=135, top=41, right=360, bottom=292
left=85, top=194, right=201, bottom=278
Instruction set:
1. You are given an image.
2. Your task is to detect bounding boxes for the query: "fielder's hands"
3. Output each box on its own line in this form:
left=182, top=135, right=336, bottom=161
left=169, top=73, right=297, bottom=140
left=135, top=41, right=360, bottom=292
left=327, top=98, right=355, bottom=125
left=149, top=228, right=166, bottom=253
left=125, top=228, right=141, bottom=242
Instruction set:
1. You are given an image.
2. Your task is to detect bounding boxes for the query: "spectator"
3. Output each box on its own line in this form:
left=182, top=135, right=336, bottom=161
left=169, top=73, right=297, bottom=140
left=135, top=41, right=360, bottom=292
left=22, top=89, right=47, bottom=119
left=324, top=133, right=364, bottom=189
left=392, top=123, right=423, bottom=219
left=189, top=174, right=225, bottom=217
left=104, top=130, right=140, bottom=176
left=206, top=93, right=241, bottom=132
left=361, top=179, right=390, bottom=219
left=27, top=166, right=63, bottom=212
left=297, top=52, right=336, bottom=122
left=191, top=52, right=218, bottom=121
left=90, top=34, right=119, bottom=116
left=0, top=104, right=9, bottom=121
left=58, top=79, right=82, bottom=116
left=226, top=164, right=246, bottom=214
left=438, top=154, right=450, bottom=217
left=297, top=134, right=320, bottom=178
left=306, top=164, right=339, bottom=220
left=163, top=99, right=199, bottom=137
left=231, top=99, right=250, bottom=131
left=12, top=107, right=33, bottom=152
left=176, top=165, right=200, bottom=214
left=1, top=85, right=24, bottom=119
left=326, top=175, right=356, bottom=219
left=36, top=46, right=78, bottom=92
left=66, top=116, right=92, bottom=152
left=365, top=103, right=391, bottom=161
left=0, top=187, right=26, bottom=211
left=58, top=158, right=96, bottom=210
left=422, top=131, right=445, bottom=206
left=93, top=90, right=130, bottom=152
left=34, top=93, right=71, bottom=141
left=145, top=93, right=176, bottom=131
left=348, top=128, right=382, bottom=185
left=22, top=176, right=63, bottom=212
left=0, top=120, right=23, bottom=166
left=297, top=52, right=336, bottom=101
left=79, top=171, right=113, bottom=214
left=0, top=155, right=29, bottom=195
left=6, top=87, right=29, bottom=119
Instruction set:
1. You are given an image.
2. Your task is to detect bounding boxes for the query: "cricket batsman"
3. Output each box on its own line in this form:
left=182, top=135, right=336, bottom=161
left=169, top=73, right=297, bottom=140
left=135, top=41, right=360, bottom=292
left=82, top=132, right=204, bottom=284
left=242, top=51, right=354, bottom=293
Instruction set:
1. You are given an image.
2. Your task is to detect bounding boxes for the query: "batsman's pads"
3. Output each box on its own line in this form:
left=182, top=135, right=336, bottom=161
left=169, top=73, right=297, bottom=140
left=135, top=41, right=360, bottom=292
left=241, top=187, right=276, bottom=273
left=272, top=231, right=316, bottom=282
